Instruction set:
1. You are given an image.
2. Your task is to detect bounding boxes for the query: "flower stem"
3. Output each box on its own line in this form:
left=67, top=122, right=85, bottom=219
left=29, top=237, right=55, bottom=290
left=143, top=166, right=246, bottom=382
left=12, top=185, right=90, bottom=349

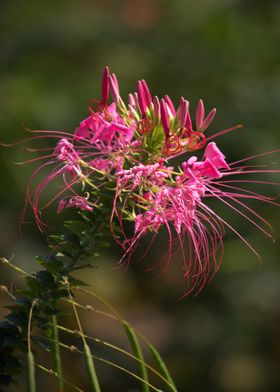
left=27, top=351, right=36, bottom=392
left=67, top=285, right=101, bottom=392
left=123, top=322, right=149, bottom=392
left=84, top=342, right=101, bottom=392
left=27, top=300, right=36, bottom=392
left=51, top=315, right=64, bottom=392
left=149, top=344, right=177, bottom=392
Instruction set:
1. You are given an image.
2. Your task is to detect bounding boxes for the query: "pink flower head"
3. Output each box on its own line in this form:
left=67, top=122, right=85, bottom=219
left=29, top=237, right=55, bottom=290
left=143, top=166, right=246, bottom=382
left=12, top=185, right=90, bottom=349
left=12, top=66, right=279, bottom=296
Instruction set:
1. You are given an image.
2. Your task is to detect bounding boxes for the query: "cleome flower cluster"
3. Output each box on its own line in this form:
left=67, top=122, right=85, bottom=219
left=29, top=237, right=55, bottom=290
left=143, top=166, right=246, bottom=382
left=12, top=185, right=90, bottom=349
left=15, top=67, right=279, bottom=295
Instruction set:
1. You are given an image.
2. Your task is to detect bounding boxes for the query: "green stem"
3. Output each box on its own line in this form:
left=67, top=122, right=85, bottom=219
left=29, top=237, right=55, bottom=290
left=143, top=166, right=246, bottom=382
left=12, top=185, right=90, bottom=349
left=27, top=301, right=36, bottom=392
left=51, top=315, right=64, bottom=392
left=149, top=345, right=177, bottom=392
left=67, top=286, right=101, bottom=392
left=124, top=322, right=149, bottom=392
left=36, top=363, right=85, bottom=392
left=54, top=340, right=162, bottom=391
left=27, top=351, right=36, bottom=392
left=84, top=342, right=101, bottom=392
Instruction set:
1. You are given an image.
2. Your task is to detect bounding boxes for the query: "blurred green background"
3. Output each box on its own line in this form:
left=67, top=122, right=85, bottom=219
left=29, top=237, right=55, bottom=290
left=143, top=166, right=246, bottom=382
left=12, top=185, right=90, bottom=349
left=1, top=0, right=280, bottom=391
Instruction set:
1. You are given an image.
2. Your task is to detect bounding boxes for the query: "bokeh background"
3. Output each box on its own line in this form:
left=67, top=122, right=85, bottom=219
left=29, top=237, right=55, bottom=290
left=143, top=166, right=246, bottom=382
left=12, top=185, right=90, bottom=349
left=1, top=1, right=280, bottom=391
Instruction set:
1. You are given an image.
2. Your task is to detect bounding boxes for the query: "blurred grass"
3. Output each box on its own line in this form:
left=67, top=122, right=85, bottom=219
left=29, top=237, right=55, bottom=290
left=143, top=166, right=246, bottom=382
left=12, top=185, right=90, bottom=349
left=1, top=0, right=280, bottom=390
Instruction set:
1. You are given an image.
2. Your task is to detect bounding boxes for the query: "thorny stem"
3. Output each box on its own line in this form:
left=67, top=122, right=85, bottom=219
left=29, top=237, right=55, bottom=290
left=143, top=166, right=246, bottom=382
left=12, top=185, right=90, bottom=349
left=0, top=257, right=30, bottom=276
left=50, top=340, right=163, bottom=392
left=56, top=324, right=172, bottom=386
left=36, top=363, right=85, bottom=392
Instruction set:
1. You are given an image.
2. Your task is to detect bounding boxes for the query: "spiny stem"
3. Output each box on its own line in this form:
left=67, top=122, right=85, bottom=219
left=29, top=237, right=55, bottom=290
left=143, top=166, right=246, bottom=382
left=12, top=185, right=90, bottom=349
left=56, top=324, right=172, bottom=386
left=62, top=297, right=120, bottom=322
left=52, top=341, right=163, bottom=392
left=36, top=363, right=85, bottom=392
left=75, top=287, right=153, bottom=345
left=51, top=315, right=64, bottom=392
left=0, top=257, right=30, bottom=276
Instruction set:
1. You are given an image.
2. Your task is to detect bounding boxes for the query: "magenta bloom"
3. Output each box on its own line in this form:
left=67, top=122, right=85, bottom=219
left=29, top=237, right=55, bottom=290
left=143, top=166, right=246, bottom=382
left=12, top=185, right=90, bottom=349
left=11, top=67, right=279, bottom=296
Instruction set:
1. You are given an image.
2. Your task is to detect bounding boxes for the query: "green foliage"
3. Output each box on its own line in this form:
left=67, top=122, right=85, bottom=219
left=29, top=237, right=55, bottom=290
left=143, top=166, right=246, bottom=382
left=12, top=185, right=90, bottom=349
left=0, top=212, right=109, bottom=388
left=0, top=213, right=177, bottom=391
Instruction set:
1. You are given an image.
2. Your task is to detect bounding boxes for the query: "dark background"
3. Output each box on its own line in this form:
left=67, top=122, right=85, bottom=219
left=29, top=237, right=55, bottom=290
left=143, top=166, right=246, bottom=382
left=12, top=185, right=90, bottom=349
left=1, top=1, right=280, bottom=391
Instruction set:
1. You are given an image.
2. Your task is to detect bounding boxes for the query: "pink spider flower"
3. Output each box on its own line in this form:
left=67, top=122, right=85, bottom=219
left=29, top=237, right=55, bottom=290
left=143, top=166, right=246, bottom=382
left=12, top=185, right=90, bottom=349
left=4, top=66, right=279, bottom=296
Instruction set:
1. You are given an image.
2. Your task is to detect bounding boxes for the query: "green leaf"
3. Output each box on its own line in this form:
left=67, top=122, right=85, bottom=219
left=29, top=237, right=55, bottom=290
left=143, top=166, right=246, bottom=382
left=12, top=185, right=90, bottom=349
left=27, top=271, right=56, bottom=295
left=95, top=241, right=111, bottom=248
left=68, top=276, right=89, bottom=287
left=53, top=252, right=72, bottom=264
left=149, top=345, right=177, bottom=392
left=36, top=256, right=63, bottom=274
left=64, top=220, right=91, bottom=239
left=52, top=289, right=69, bottom=299
left=123, top=323, right=150, bottom=392
left=48, top=234, right=64, bottom=244
left=84, top=342, right=101, bottom=392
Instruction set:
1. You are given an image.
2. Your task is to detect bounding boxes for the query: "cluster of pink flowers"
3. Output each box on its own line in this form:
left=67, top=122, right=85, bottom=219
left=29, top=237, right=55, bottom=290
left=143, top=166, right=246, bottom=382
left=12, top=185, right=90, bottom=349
left=14, top=67, right=279, bottom=295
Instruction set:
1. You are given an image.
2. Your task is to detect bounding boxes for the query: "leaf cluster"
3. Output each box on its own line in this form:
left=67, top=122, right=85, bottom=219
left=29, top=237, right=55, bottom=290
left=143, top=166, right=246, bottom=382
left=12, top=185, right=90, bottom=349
left=0, top=212, right=110, bottom=387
